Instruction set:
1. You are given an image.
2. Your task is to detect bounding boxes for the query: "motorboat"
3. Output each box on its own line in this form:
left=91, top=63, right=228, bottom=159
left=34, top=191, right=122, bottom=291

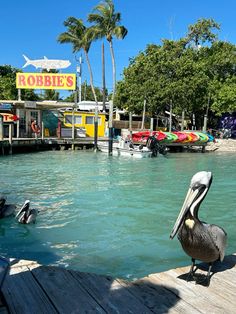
left=98, top=136, right=166, bottom=158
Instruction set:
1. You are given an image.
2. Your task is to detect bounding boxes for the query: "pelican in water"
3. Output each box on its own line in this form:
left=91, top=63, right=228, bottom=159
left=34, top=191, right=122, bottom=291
left=0, top=196, right=16, bottom=218
left=16, top=200, right=38, bottom=224
left=170, top=171, right=227, bottom=284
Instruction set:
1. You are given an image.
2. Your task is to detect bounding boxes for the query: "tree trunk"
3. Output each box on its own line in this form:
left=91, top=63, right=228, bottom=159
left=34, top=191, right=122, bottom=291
left=108, top=39, right=116, bottom=155
left=84, top=50, right=98, bottom=150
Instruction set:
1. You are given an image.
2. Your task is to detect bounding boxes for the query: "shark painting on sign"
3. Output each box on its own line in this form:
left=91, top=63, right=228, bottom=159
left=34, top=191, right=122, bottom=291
left=22, top=55, right=71, bottom=71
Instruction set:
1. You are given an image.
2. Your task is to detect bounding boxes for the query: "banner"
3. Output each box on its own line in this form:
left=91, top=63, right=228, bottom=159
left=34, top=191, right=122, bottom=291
left=16, top=73, right=76, bottom=90
left=0, top=113, right=19, bottom=122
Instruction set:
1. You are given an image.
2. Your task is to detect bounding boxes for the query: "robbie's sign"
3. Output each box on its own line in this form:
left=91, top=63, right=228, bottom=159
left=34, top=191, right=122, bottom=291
left=16, top=73, right=76, bottom=90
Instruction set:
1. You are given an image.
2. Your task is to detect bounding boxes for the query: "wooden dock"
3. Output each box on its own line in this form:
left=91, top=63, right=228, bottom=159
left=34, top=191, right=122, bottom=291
left=0, top=137, right=207, bottom=155
left=0, top=253, right=235, bottom=313
left=0, top=137, right=97, bottom=155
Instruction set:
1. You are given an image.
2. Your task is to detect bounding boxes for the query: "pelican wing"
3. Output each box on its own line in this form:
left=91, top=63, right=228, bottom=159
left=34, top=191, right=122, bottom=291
left=208, top=224, right=227, bottom=261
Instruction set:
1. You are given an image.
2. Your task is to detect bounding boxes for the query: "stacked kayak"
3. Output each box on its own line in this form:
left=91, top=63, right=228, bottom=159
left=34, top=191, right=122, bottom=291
left=132, top=131, right=211, bottom=145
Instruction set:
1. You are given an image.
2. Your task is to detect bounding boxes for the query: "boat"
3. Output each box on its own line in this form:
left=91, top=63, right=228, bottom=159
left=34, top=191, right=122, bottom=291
left=98, top=136, right=167, bottom=158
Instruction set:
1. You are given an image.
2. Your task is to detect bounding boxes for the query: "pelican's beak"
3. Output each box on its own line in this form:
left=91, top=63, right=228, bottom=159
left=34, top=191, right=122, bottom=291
left=15, top=200, right=30, bottom=218
left=170, top=187, right=201, bottom=239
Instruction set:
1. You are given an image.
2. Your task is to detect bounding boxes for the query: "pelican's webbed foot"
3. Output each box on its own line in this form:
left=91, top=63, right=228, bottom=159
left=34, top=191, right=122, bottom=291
left=186, top=258, right=196, bottom=282
left=195, top=263, right=212, bottom=287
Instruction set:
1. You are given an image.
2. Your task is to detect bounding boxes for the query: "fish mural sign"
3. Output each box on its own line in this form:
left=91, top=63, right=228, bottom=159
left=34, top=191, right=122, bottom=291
left=22, top=55, right=71, bottom=71
left=16, top=73, right=76, bottom=90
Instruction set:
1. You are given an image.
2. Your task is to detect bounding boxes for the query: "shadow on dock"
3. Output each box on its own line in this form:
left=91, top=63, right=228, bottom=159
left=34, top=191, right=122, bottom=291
left=177, top=254, right=236, bottom=286
left=1, top=253, right=236, bottom=313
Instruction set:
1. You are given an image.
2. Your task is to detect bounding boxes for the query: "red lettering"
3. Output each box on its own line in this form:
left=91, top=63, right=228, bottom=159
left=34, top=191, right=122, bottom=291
left=57, top=76, right=64, bottom=87
left=36, top=75, right=43, bottom=86
left=51, top=75, right=57, bottom=87
left=66, top=75, right=73, bottom=87
left=44, top=75, right=51, bottom=86
left=27, top=75, right=35, bottom=86
left=18, top=74, right=26, bottom=86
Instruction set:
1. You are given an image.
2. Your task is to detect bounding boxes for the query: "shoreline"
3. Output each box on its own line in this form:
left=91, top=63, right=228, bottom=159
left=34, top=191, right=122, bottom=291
left=205, top=138, right=236, bottom=152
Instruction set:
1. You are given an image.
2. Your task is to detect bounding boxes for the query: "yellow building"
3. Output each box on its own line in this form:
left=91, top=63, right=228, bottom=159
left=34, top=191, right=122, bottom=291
left=63, top=111, right=107, bottom=137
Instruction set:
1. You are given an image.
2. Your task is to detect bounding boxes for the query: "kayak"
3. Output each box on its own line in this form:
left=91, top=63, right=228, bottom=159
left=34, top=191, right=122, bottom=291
left=173, top=132, right=188, bottom=142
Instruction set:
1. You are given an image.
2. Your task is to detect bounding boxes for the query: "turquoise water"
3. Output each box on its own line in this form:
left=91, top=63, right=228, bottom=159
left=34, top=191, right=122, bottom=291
left=0, top=150, right=235, bottom=280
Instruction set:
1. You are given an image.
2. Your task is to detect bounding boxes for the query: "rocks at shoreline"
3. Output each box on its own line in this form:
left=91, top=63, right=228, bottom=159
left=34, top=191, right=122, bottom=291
left=206, top=139, right=236, bottom=152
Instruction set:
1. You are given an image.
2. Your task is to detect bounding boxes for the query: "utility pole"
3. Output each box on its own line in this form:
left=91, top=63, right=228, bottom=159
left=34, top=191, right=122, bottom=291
left=141, top=98, right=146, bottom=130
left=102, top=42, right=106, bottom=112
left=75, top=54, right=83, bottom=104
left=169, top=100, right=173, bottom=132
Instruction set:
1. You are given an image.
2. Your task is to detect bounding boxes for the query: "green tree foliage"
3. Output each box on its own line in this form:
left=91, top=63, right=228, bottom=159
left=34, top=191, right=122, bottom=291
left=64, top=82, right=107, bottom=102
left=88, top=0, right=128, bottom=107
left=58, top=17, right=98, bottom=104
left=186, top=18, right=220, bottom=48
left=0, top=65, right=39, bottom=100
left=115, top=18, right=236, bottom=128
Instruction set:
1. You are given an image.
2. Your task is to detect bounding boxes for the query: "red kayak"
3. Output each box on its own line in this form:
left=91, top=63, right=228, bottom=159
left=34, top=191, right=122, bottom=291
left=132, top=131, right=167, bottom=143
left=172, top=132, right=188, bottom=142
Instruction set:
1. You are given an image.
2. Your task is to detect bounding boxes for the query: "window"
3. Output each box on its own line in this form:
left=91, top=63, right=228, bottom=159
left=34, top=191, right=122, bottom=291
left=85, top=116, right=102, bottom=125
left=65, top=115, right=82, bottom=125
left=85, top=116, right=94, bottom=125
left=75, top=116, right=82, bottom=125
left=65, top=115, right=73, bottom=124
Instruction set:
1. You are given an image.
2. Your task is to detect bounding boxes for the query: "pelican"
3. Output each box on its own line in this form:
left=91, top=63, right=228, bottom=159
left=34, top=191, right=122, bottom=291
left=16, top=200, right=38, bottom=224
left=0, top=196, right=16, bottom=218
left=170, top=171, right=227, bottom=284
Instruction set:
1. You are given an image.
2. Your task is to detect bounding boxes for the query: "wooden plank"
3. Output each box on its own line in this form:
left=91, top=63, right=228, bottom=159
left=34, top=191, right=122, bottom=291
left=171, top=264, right=236, bottom=305
left=70, top=270, right=152, bottom=314
left=2, top=265, right=57, bottom=314
left=31, top=265, right=106, bottom=313
left=150, top=268, right=235, bottom=314
left=117, top=277, right=201, bottom=314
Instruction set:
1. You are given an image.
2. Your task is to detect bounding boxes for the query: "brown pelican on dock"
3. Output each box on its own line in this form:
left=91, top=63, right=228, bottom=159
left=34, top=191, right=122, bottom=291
left=0, top=196, right=16, bottom=218
left=170, top=171, right=227, bottom=285
left=16, top=200, right=38, bottom=224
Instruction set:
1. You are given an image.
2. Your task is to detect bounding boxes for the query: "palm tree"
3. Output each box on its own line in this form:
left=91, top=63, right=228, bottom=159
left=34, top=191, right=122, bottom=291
left=58, top=17, right=99, bottom=149
left=57, top=17, right=98, bottom=105
left=88, top=0, right=128, bottom=153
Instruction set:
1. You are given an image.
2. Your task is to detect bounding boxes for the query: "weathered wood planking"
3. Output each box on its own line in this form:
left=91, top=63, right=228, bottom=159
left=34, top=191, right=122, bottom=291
left=69, top=271, right=152, bottom=313
left=30, top=265, right=106, bottom=313
left=1, top=254, right=236, bottom=314
left=2, top=262, right=57, bottom=314
left=116, top=277, right=200, bottom=314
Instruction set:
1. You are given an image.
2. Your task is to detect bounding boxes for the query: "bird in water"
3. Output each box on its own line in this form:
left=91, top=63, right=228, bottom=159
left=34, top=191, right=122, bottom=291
left=16, top=200, right=38, bottom=224
left=0, top=196, right=16, bottom=218
left=170, top=171, right=227, bottom=285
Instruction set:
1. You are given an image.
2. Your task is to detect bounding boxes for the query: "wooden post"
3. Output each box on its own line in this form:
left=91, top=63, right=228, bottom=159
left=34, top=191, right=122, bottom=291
left=72, top=109, right=75, bottom=150
left=94, top=106, right=98, bottom=151
left=41, top=122, right=44, bottom=140
left=16, top=109, right=20, bottom=138
left=9, top=124, right=13, bottom=155
left=141, top=99, right=146, bottom=130
left=129, top=112, right=132, bottom=138
left=0, top=115, right=3, bottom=140
left=181, top=110, right=185, bottom=131
left=108, top=101, right=113, bottom=155
left=169, top=100, right=172, bottom=132
left=150, top=118, right=154, bottom=135
left=18, top=89, right=21, bottom=101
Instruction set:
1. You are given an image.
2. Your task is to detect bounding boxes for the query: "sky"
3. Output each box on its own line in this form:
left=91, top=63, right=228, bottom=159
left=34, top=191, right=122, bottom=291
left=1, top=0, right=235, bottom=99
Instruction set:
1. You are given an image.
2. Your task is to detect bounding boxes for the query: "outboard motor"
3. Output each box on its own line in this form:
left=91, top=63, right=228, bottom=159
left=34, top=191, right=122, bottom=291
left=146, top=136, right=167, bottom=157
